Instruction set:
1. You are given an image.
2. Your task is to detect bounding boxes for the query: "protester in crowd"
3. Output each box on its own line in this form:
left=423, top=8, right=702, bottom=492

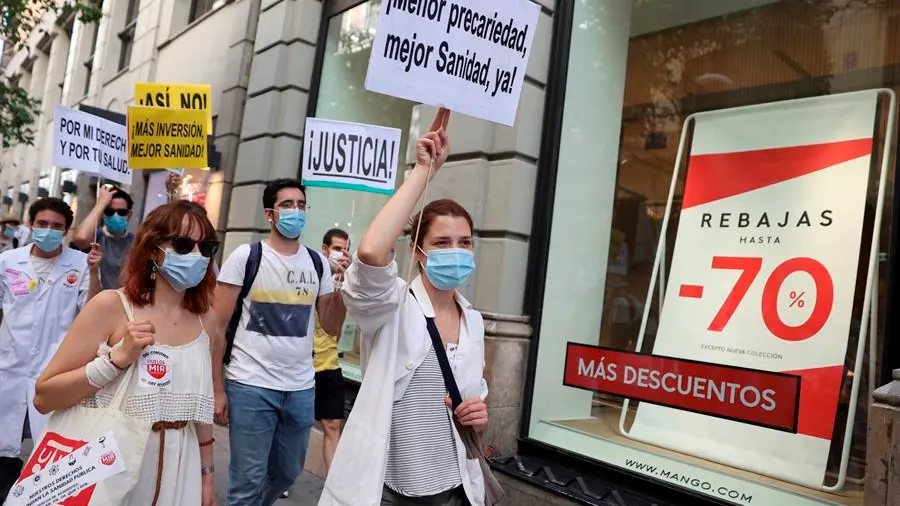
left=313, top=228, right=351, bottom=475
left=212, top=178, right=349, bottom=506
left=0, top=213, right=22, bottom=253
left=33, top=200, right=220, bottom=506
left=72, top=185, right=136, bottom=289
left=14, top=216, right=30, bottom=247
left=319, top=109, right=490, bottom=506
left=0, top=198, right=102, bottom=499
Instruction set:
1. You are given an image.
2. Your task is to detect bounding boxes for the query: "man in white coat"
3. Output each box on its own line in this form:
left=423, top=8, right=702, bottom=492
left=0, top=198, right=101, bottom=499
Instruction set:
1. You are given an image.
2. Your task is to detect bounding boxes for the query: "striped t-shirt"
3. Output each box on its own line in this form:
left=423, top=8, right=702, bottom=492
left=384, top=347, right=462, bottom=496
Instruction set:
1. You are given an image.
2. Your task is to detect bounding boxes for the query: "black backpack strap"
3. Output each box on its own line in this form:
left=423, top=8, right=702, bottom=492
left=224, top=242, right=263, bottom=364
left=305, top=246, right=325, bottom=290
left=410, top=289, right=463, bottom=409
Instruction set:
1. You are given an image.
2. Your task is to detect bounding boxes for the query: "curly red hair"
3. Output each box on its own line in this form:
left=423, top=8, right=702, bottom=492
left=121, top=201, right=217, bottom=314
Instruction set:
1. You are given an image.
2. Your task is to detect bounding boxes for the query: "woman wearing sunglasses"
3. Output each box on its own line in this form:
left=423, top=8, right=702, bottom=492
left=34, top=200, right=221, bottom=506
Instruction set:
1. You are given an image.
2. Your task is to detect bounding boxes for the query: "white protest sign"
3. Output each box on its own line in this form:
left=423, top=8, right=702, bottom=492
left=366, top=0, right=540, bottom=126
left=302, top=118, right=402, bottom=195
left=53, top=105, right=133, bottom=186
left=6, top=431, right=126, bottom=506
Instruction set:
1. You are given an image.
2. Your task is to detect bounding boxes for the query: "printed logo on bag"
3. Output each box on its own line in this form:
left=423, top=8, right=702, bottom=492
left=64, top=269, right=79, bottom=287
left=139, top=347, right=172, bottom=388
left=9, top=432, right=125, bottom=506
left=100, top=452, right=117, bottom=466
left=17, top=431, right=95, bottom=506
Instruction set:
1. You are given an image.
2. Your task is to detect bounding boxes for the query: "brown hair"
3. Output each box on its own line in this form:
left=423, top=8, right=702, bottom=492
left=409, top=198, right=474, bottom=249
left=121, top=201, right=217, bottom=314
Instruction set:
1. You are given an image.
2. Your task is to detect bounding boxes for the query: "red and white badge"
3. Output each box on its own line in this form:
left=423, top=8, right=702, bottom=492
left=138, top=347, right=172, bottom=388
left=64, top=269, right=79, bottom=287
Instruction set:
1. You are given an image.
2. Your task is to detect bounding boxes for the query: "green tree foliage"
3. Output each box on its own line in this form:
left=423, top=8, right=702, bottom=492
left=0, top=0, right=101, bottom=148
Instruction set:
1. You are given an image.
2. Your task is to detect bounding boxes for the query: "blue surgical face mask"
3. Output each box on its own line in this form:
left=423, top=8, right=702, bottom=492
left=274, top=208, right=306, bottom=239
left=32, top=228, right=64, bottom=253
left=104, top=214, right=128, bottom=234
left=3, top=227, right=16, bottom=239
left=157, top=247, right=210, bottom=292
left=421, top=247, right=476, bottom=291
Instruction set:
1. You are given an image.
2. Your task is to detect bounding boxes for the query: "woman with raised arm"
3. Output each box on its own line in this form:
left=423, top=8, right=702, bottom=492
left=33, top=201, right=220, bottom=506
left=318, top=109, right=490, bottom=506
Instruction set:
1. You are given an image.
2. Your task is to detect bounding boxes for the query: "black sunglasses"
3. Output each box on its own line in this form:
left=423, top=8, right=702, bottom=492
left=167, top=236, right=220, bottom=258
left=103, top=208, right=129, bottom=217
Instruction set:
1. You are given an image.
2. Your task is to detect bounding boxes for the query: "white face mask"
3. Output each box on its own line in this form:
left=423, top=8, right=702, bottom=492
left=328, top=249, right=344, bottom=261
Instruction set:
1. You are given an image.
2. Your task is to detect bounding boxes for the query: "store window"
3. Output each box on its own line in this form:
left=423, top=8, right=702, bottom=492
left=143, top=168, right=213, bottom=219
left=60, top=169, right=78, bottom=206
left=37, top=175, right=50, bottom=198
left=305, top=0, right=415, bottom=383
left=527, top=1, right=897, bottom=505
left=118, top=0, right=140, bottom=71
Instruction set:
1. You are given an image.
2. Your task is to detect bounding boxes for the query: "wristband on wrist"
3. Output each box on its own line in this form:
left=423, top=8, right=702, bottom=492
left=201, top=465, right=215, bottom=476
left=108, top=352, right=126, bottom=371
left=199, top=438, right=215, bottom=447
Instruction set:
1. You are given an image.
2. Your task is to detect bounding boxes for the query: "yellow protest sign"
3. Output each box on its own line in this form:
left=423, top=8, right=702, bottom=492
left=127, top=106, right=208, bottom=169
left=135, top=83, right=213, bottom=132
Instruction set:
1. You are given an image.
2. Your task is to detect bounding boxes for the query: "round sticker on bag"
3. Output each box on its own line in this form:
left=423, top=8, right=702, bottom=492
left=101, top=452, right=117, bottom=466
left=138, top=347, right=172, bottom=388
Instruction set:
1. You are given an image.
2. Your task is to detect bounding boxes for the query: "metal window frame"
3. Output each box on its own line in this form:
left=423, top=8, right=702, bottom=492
left=517, top=0, right=900, bottom=502
left=305, top=0, right=370, bottom=124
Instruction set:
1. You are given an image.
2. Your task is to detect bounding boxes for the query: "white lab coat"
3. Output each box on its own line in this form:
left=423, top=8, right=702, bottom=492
left=319, top=255, right=488, bottom=506
left=0, top=245, right=89, bottom=458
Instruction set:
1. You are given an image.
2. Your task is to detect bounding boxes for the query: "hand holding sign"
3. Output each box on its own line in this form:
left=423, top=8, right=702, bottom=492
left=415, top=108, right=451, bottom=173
left=88, top=243, right=103, bottom=273
left=110, top=321, right=156, bottom=368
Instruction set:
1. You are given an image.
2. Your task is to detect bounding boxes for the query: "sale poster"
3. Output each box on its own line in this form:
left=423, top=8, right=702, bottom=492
left=618, top=91, right=879, bottom=487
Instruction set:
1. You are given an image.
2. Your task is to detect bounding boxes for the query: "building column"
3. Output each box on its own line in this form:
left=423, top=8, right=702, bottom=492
left=224, top=0, right=321, bottom=255
left=205, top=0, right=264, bottom=239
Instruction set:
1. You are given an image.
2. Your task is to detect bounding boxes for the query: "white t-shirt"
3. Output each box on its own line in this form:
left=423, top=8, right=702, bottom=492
left=31, top=255, right=59, bottom=288
left=218, top=242, right=334, bottom=391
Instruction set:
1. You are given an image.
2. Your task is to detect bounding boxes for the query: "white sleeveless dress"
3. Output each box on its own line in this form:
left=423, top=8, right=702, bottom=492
left=80, top=293, right=215, bottom=505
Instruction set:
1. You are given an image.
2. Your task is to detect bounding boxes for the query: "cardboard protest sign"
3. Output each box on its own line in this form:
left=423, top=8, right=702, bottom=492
left=135, top=83, right=213, bottom=132
left=127, top=106, right=208, bottom=169
left=366, top=0, right=540, bottom=126
left=302, top=118, right=402, bottom=195
left=52, top=105, right=132, bottom=186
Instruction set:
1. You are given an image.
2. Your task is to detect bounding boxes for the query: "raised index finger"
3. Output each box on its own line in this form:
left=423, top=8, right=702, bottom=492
left=429, top=107, right=449, bottom=133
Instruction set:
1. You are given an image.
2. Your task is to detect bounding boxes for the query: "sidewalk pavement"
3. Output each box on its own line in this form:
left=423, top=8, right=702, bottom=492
left=212, top=426, right=325, bottom=506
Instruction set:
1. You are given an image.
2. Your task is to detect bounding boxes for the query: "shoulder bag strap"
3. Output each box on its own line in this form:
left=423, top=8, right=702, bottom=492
left=409, top=289, right=463, bottom=409
left=108, top=290, right=139, bottom=410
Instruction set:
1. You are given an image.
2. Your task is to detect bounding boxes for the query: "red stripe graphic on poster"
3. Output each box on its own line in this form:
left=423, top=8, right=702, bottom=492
left=618, top=91, right=880, bottom=488
left=564, top=345, right=802, bottom=432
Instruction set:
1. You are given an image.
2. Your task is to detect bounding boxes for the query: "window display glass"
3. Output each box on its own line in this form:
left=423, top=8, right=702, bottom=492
left=527, top=1, right=898, bottom=505
left=305, top=0, right=416, bottom=383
